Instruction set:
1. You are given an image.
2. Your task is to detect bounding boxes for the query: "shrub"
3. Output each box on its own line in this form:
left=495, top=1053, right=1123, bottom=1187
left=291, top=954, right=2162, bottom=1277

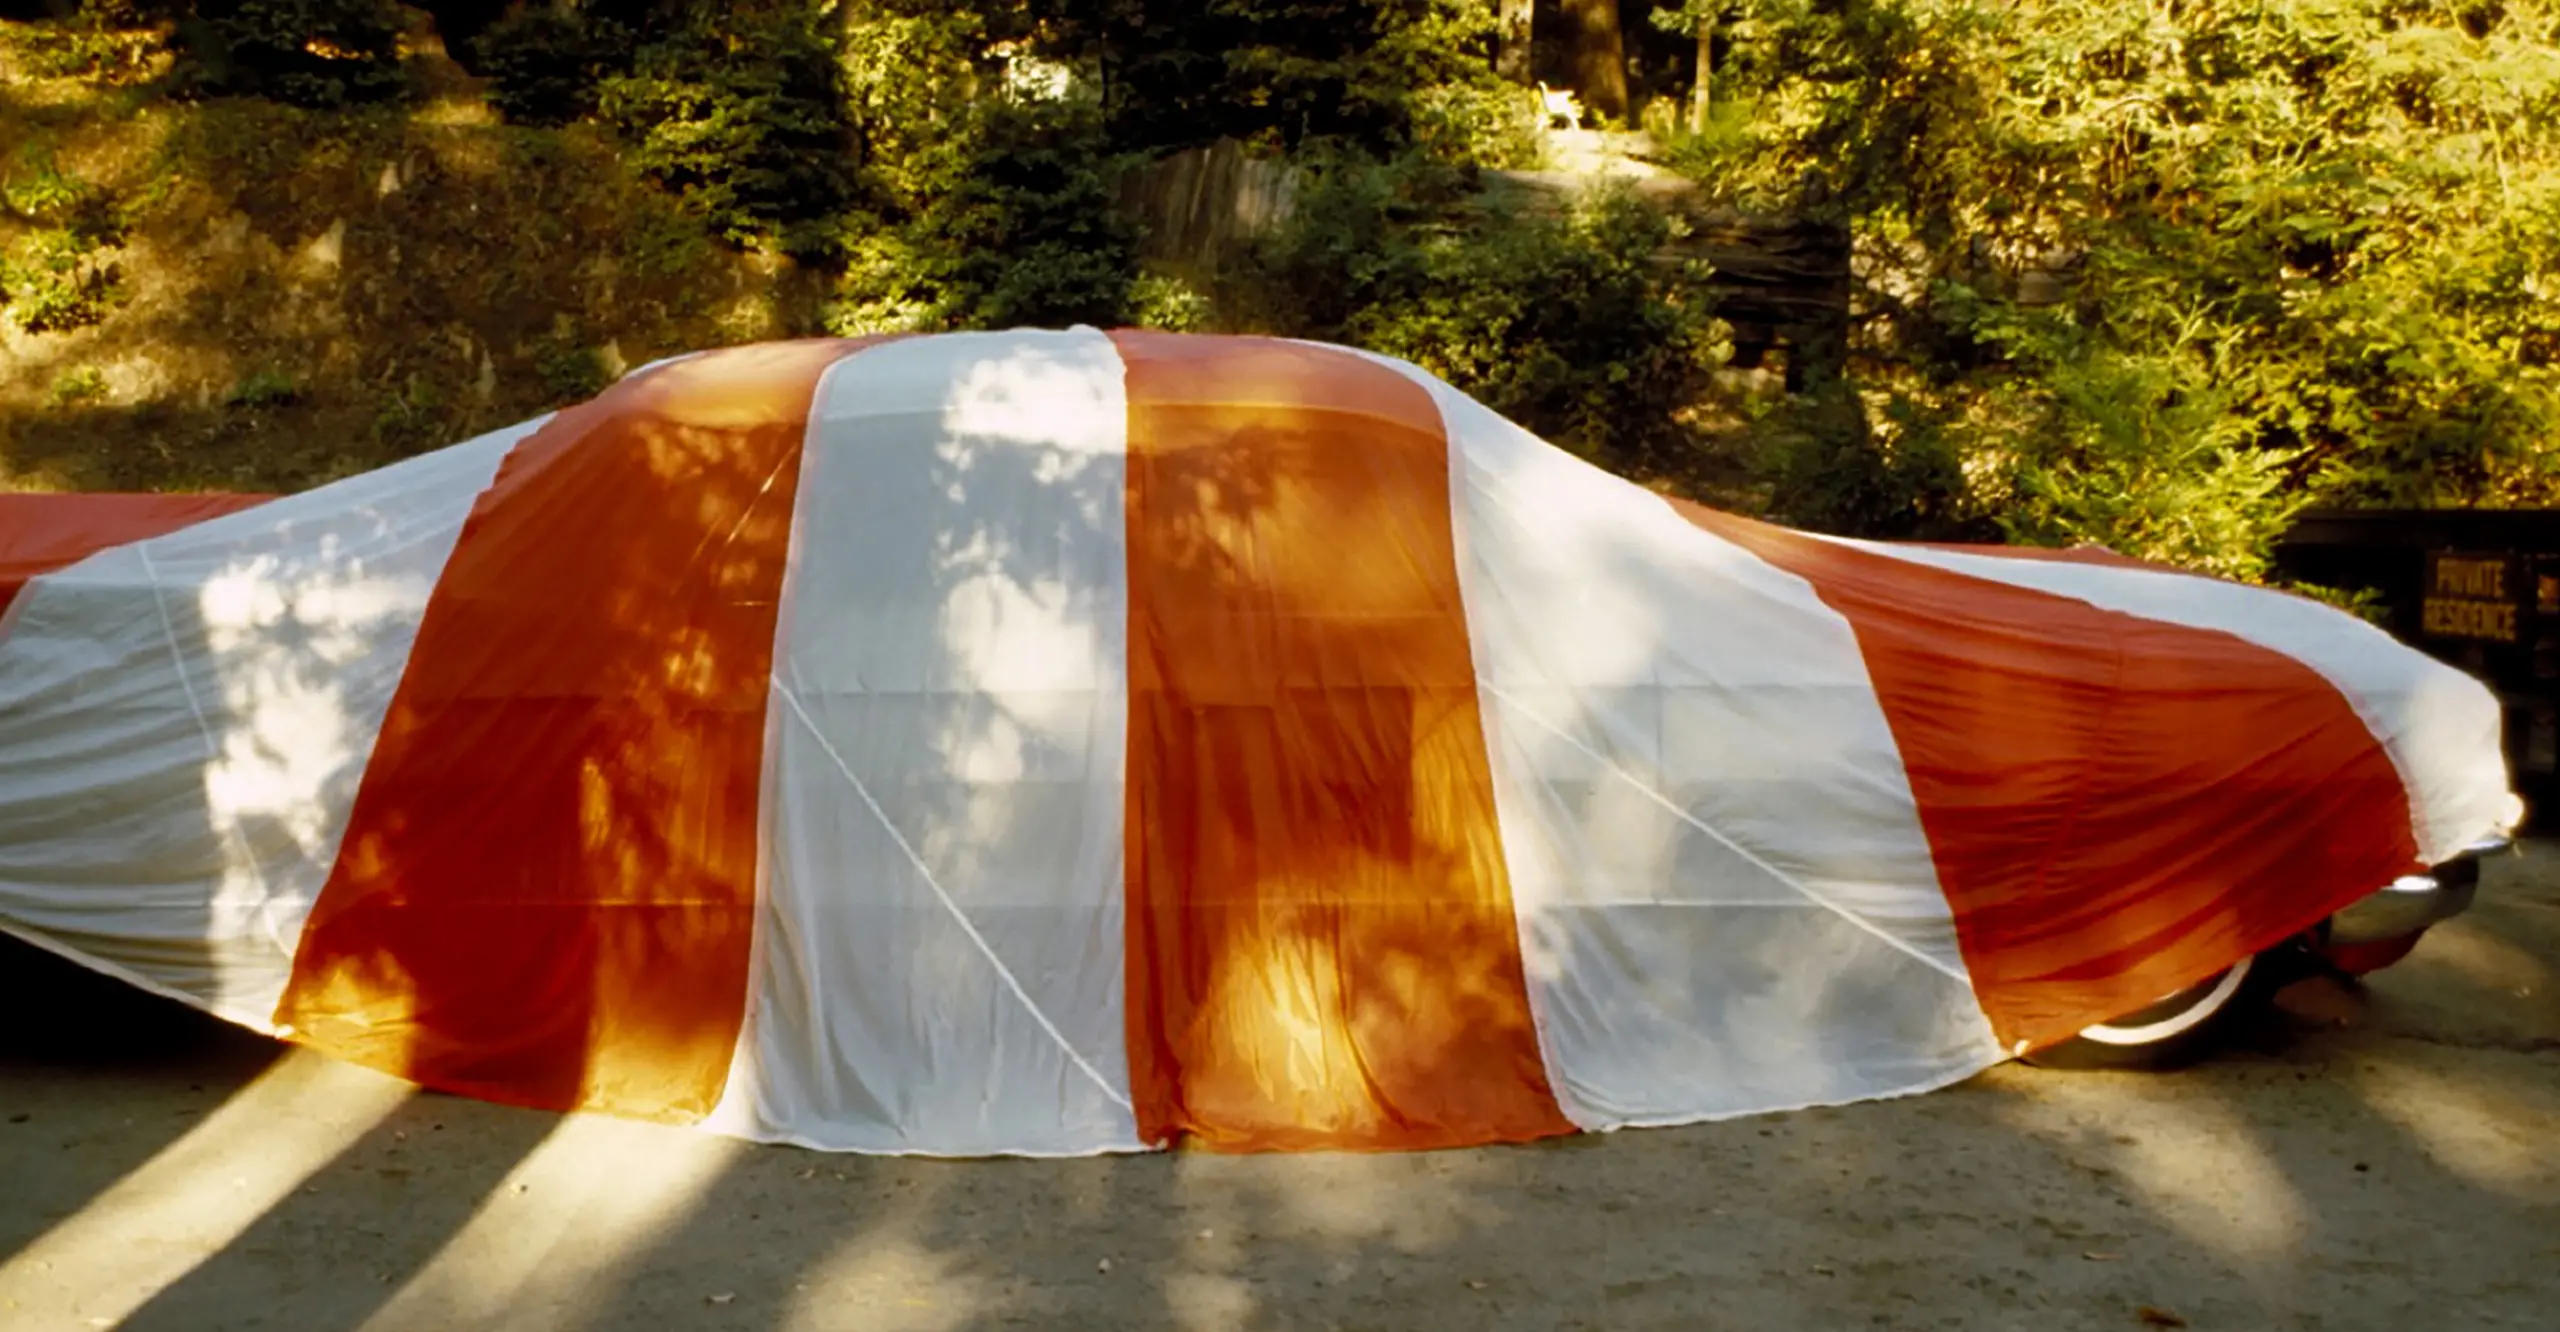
left=591, top=6, right=859, bottom=256
left=224, top=367, right=300, bottom=408
left=0, top=148, right=130, bottom=334
left=171, top=0, right=409, bottom=108
left=1241, top=155, right=1726, bottom=473
left=1, top=228, right=126, bottom=331
left=50, top=366, right=110, bottom=404
left=823, top=95, right=1145, bottom=334
left=1410, top=78, right=1546, bottom=171
left=896, top=98, right=1142, bottom=330
left=371, top=376, right=448, bottom=451
left=1128, top=271, right=1212, bottom=332
left=463, top=2, right=632, bottom=127
left=532, top=330, right=609, bottom=403
left=1992, top=345, right=2311, bottom=582
left=1085, top=0, right=1503, bottom=155
left=1752, top=386, right=1988, bottom=542
left=5, top=0, right=168, bottom=84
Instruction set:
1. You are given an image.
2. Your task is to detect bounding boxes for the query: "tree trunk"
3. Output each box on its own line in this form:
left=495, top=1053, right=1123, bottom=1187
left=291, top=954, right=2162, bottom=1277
left=1559, top=0, right=1629, bottom=124
left=1497, top=0, right=1533, bottom=84
left=1690, top=13, right=1714, bottom=132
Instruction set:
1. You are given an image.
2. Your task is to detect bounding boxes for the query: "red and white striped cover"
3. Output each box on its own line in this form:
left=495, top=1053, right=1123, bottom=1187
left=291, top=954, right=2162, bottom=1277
left=0, top=330, right=2519, bottom=1155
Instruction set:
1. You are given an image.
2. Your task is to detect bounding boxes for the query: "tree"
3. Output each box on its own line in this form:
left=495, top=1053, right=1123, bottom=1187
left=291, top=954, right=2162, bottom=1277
left=1557, top=0, right=1627, bottom=124
left=1689, top=0, right=2560, bottom=572
left=1497, top=0, right=1531, bottom=83
left=1688, top=5, right=1710, bottom=130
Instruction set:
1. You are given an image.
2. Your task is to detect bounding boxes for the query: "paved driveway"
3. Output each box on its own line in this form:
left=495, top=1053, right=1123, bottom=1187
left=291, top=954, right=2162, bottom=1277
left=4, top=852, right=2555, bottom=1331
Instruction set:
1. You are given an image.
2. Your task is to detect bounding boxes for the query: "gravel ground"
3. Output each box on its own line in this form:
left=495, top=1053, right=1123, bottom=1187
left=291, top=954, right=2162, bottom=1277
left=2, top=851, right=2554, bottom=1332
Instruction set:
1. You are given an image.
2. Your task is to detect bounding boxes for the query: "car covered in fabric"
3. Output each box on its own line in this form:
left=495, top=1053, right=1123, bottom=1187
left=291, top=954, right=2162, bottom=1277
left=0, top=329, right=2521, bottom=1155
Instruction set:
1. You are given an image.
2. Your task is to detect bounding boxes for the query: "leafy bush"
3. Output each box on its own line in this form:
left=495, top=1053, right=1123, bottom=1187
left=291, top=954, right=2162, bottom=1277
left=0, top=148, right=130, bottom=334
left=1992, top=344, right=2310, bottom=582
left=1, top=227, right=125, bottom=331
left=590, top=5, right=860, bottom=256
left=5, top=0, right=168, bottom=83
left=1752, top=386, right=1986, bottom=542
left=1128, top=271, right=1212, bottom=332
left=50, top=365, right=110, bottom=404
left=823, top=94, right=1144, bottom=334
left=1242, top=155, right=1726, bottom=473
left=1076, top=0, right=1503, bottom=155
left=455, top=5, right=864, bottom=253
left=818, top=226, right=942, bottom=336
left=224, top=367, right=300, bottom=408
left=464, top=2, right=632, bottom=127
left=1679, top=0, right=2560, bottom=571
left=172, top=0, right=408, bottom=108
left=1409, top=77, right=1547, bottom=170
left=532, top=329, right=609, bottom=403
left=372, top=375, right=446, bottom=450
left=896, top=98, right=1141, bottom=330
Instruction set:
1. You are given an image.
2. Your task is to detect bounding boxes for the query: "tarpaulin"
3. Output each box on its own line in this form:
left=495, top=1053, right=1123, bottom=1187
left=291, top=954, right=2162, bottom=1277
left=0, top=331, right=2520, bottom=1154
left=0, top=493, right=271, bottom=623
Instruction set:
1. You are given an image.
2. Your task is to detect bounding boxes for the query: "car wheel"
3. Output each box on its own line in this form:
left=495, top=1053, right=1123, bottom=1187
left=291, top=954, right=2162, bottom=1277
left=2019, top=953, right=2271, bottom=1071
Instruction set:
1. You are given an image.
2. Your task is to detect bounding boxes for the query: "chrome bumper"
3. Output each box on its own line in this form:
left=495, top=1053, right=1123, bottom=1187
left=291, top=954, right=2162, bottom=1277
left=2328, top=836, right=2511, bottom=945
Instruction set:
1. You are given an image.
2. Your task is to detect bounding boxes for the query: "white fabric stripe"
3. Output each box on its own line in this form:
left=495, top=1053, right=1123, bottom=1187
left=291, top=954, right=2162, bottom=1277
left=705, top=328, right=1142, bottom=1156
left=1477, top=680, right=1971, bottom=984
left=1824, top=538, right=2522, bottom=864
left=0, top=422, right=532, bottom=1031
left=1359, top=352, right=2002, bottom=1130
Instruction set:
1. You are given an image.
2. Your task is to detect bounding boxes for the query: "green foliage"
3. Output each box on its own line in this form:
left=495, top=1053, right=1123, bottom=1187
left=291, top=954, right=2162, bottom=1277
left=1410, top=77, right=1548, bottom=170
left=818, top=227, right=941, bottom=336
left=592, top=5, right=859, bottom=255
left=1, top=145, right=122, bottom=236
left=2284, top=581, right=2389, bottom=626
left=1749, top=385, right=1984, bottom=541
left=1127, top=270, right=1212, bottom=332
left=0, top=147, right=130, bottom=333
left=1, top=227, right=124, bottom=330
left=172, top=0, right=408, bottom=108
left=823, top=88, right=1146, bottom=334
left=5, top=1, right=166, bottom=83
left=454, top=0, right=1533, bottom=328
left=1243, top=154, right=1727, bottom=473
left=619, top=198, right=717, bottom=281
left=1993, top=341, right=2311, bottom=581
left=531, top=331, right=608, bottom=404
left=461, top=3, right=859, bottom=253
left=9, top=0, right=2547, bottom=577
left=49, top=365, right=109, bottom=404
left=371, top=375, right=444, bottom=450
left=1056, top=0, right=1503, bottom=153
left=224, top=367, right=300, bottom=408
left=466, top=2, right=630, bottom=128
left=895, top=97, right=1141, bottom=329
left=1698, top=0, right=2560, bottom=573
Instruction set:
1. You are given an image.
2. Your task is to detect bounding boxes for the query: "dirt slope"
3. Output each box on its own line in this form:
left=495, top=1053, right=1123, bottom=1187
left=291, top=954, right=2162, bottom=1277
left=0, top=28, right=820, bottom=495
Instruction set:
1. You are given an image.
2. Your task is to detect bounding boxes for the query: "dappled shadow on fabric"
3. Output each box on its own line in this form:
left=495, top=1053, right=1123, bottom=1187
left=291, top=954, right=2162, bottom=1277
left=1115, top=332, right=1573, bottom=1152
left=273, top=340, right=868, bottom=1122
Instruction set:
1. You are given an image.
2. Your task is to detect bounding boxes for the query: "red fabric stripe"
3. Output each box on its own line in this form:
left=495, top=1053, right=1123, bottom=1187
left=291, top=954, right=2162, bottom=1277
left=1116, top=332, right=1575, bottom=1151
left=1670, top=504, right=2419, bottom=1051
left=0, top=493, right=271, bottom=622
left=275, top=341, right=864, bottom=1120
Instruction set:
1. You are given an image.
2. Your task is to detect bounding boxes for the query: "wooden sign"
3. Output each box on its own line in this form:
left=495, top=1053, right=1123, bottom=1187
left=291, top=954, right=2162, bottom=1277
left=2422, top=550, right=2521, bottom=643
